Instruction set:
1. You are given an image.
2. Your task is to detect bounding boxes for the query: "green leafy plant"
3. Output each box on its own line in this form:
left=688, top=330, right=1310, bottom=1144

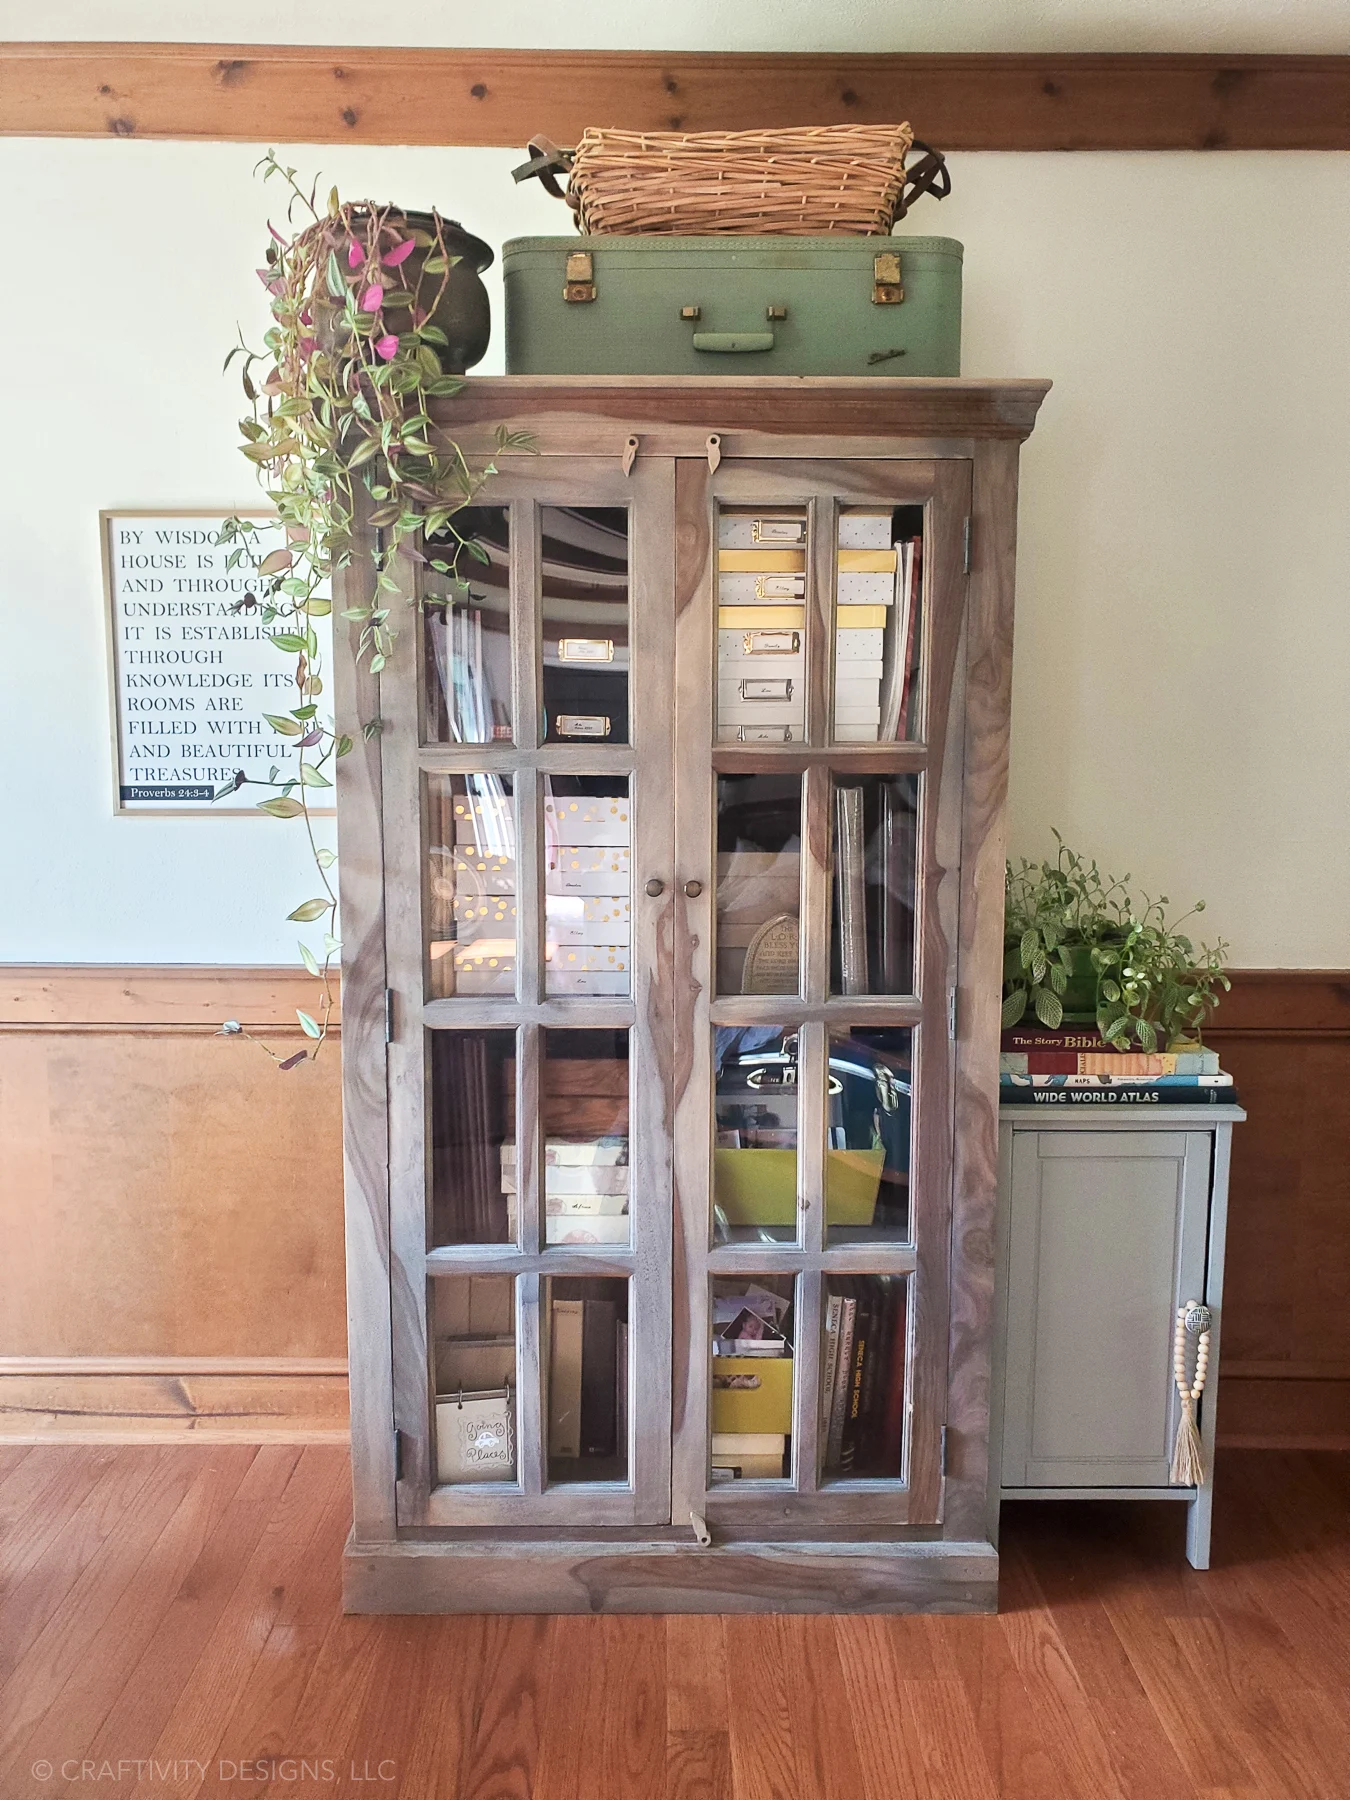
left=1002, top=832, right=1230, bottom=1049
left=216, top=153, right=528, bottom=1066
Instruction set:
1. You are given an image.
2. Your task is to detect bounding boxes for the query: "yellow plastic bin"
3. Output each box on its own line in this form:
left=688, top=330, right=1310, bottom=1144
left=712, top=1146, right=886, bottom=1228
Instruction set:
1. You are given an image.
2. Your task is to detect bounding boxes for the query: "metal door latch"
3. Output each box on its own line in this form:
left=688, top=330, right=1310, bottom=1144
left=872, top=251, right=904, bottom=306
left=564, top=250, right=596, bottom=303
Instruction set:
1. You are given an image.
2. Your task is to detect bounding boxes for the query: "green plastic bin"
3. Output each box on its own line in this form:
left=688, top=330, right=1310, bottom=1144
left=502, top=235, right=962, bottom=378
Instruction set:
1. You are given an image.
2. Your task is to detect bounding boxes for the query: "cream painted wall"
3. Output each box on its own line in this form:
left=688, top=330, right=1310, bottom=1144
left=13, top=0, right=1350, bottom=51
left=0, top=138, right=1346, bottom=963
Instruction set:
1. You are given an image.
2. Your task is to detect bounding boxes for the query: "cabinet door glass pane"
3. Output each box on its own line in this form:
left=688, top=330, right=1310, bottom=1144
left=711, top=1276, right=795, bottom=1482
left=830, top=774, right=918, bottom=997
left=427, top=772, right=515, bottom=999
left=433, top=1275, right=517, bottom=1485
left=833, top=505, right=923, bottom=743
left=541, top=506, right=629, bottom=744
left=827, top=1028, right=913, bottom=1246
left=716, top=774, right=802, bottom=997
left=539, top=1030, right=630, bottom=1249
left=430, top=1030, right=515, bottom=1247
left=716, top=507, right=806, bottom=744
left=544, top=776, right=631, bottom=996
left=424, top=506, right=512, bottom=744
left=713, top=1026, right=799, bottom=1246
left=821, top=1275, right=909, bottom=1480
left=546, top=1276, right=630, bottom=1484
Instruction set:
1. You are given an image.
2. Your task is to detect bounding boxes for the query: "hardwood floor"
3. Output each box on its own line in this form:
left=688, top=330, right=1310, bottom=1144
left=1, top=1446, right=1347, bottom=1798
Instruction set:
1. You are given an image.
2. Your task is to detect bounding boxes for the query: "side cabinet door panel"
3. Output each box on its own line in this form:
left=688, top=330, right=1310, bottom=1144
left=1002, top=1129, right=1211, bottom=1487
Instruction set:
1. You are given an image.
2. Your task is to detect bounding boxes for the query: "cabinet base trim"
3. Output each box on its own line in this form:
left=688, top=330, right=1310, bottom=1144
left=342, top=1533, right=998, bottom=1614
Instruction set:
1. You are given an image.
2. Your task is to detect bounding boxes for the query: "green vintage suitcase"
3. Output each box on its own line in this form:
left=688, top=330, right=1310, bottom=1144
left=501, top=235, right=962, bottom=378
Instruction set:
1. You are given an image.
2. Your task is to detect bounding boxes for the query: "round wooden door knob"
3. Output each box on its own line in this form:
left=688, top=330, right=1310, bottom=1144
left=645, top=878, right=665, bottom=897
left=683, top=879, right=703, bottom=898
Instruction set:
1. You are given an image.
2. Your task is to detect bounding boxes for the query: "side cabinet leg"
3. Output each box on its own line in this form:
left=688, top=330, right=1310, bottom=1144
left=1186, top=1482, right=1213, bottom=1569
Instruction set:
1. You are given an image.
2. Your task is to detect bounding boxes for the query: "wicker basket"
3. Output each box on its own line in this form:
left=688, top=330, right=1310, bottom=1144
left=544, top=125, right=918, bottom=237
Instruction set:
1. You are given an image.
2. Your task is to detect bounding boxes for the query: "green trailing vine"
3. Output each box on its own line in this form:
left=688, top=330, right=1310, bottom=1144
left=216, top=153, right=528, bottom=1067
left=1003, top=832, right=1230, bottom=1050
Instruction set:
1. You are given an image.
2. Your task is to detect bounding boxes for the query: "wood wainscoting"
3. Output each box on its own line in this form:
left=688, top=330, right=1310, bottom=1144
left=1208, top=973, right=1350, bottom=1451
left=0, top=966, right=348, bottom=1442
left=1, top=965, right=1346, bottom=1447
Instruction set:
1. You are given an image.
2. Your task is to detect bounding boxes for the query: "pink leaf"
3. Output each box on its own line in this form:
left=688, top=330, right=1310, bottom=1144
left=268, top=222, right=288, bottom=244
left=256, top=267, right=273, bottom=285
left=412, top=307, right=428, bottom=328
left=299, top=336, right=318, bottom=357
left=374, top=333, right=400, bottom=361
left=347, top=239, right=366, bottom=268
left=361, top=283, right=384, bottom=313
left=299, top=307, right=312, bottom=326
left=383, top=236, right=416, bottom=266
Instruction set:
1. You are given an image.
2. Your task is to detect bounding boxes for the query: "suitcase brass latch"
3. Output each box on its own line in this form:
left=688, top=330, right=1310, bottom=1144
left=564, top=251, right=596, bottom=303
left=872, top=251, right=904, bottom=306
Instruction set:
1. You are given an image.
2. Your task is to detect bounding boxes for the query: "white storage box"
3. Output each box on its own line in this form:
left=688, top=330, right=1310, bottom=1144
left=453, top=946, right=516, bottom=993
left=545, top=944, right=630, bottom=974
left=545, top=968, right=631, bottom=995
left=547, top=847, right=631, bottom=894
left=544, top=796, right=631, bottom=847
left=837, top=509, right=894, bottom=549
left=716, top=723, right=804, bottom=743
left=452, top=853, right=516, bottom=898
left=834, top=677, right=883, bottom=707
left=835, top=628, right=886, bottom=661
left=835, top=570, right=896, bottom=606
left=718, top=572, right=807, bottom=606
left=545, top=895, right=631, bottom=944
left=718, top=512, right=806, bottom=549
left=718, top=627, right=803, bottom=665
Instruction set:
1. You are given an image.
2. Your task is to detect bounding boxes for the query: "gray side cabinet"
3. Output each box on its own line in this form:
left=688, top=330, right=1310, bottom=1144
left=991, top=1107, right=1243, bottom=1569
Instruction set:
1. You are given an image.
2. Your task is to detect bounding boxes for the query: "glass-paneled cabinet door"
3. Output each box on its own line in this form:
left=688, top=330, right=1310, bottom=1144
left=380, top=459, right=676, bottom=1529
left=670, top=458, right=972, bottom=1529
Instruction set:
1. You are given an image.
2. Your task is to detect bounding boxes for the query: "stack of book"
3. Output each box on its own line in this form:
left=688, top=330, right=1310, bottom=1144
left=999, top=1025, right=1237, bottom=1107
left=716, top=510, right=807, bottom=743
left=501, top=1052, right=630, bottom=1245
left=822, top=1275, right=908, bottom=1479
left=832, top=779, right=917, bottom=995
left=548, top=1280, right=629, bottom=1477
left=834, top=509, right=921, bottom=743
left=711, top=1283, right=793, bottom=1480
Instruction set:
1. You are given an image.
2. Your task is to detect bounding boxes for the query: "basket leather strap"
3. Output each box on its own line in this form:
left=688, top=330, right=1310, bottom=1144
left=511, top=136, right=575, bottom=200
left=894, top=141, right=951, bottom=219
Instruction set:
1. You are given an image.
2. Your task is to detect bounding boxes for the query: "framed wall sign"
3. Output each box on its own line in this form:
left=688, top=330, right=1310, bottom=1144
left=102, top=510, right=333, bottom=816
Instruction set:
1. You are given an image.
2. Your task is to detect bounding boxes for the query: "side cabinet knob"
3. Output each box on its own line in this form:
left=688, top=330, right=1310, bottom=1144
left=683, top=879, right=703, bottom=899
left=645, top=878, right=665, bottom=897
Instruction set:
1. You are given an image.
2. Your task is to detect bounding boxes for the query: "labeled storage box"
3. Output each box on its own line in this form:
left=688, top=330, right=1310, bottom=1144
left=544, top=795, right=631, bottom=847
left=711, top=1355, right=795, bottom=1435
left=547, top=847, right=631, bottom=893
left=503, top=235, right=962, bottom=377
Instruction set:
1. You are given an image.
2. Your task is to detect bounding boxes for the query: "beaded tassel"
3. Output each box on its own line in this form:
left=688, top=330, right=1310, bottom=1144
left=1170, top=1304, right=1210, bottom=1487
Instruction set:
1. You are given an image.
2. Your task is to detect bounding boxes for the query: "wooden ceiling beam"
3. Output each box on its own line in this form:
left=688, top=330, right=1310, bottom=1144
left=1, top=45, right=1348, bottom=151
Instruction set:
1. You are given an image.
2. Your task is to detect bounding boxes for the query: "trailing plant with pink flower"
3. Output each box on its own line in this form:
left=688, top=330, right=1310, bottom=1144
left=216, top=153, right=526, bottom=1065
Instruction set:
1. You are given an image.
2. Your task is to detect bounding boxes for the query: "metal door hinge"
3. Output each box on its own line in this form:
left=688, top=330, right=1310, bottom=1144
left=393, top=1427, right=404, bottom=1481
left=384, top=987, right=395, bottom=1044
left=564, top=250, right=596, bottom=303
left=962, top=517, right=972, bottom=575
left=947, top=986, right=957, bottom=1040
left=872, top=251, right=904, bottom=306
left=940, top=1425, right=950, bottom=1476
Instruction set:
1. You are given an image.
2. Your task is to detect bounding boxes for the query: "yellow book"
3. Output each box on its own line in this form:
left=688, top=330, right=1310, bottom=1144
left=837, top=604, right=889, bottom=629
left=719, top=605, right=805, bottom=630
left=837, top=548, right=898, bottom=573
left=718, top=548, right=806, bottom=574
left=711, top=1355, right=795, bottom=1435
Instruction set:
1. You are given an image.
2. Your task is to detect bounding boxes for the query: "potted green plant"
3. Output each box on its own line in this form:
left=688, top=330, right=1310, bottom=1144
left=1002, top=833, right=1230, bottom=1050
left=217, top=154, right=529, bottom=1065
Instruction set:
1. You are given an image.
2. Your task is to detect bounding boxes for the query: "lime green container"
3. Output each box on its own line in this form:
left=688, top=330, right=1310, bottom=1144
left=502, top=234, right=962, bottom=377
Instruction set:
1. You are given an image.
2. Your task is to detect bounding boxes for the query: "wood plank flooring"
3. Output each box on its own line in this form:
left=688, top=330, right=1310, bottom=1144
left=0, top=1447, right=1346, bottom=1798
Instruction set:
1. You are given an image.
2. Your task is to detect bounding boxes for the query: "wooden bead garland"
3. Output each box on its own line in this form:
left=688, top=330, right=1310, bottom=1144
left=1170, top=1302, right=1211, bottom=1487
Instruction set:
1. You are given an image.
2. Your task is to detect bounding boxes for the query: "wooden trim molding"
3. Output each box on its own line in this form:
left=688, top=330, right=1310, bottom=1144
left=0, top=963, right=340, bottom=1032
left=0, top=1362, right=349, bottom=1444
left=2, top=46, right=1348, bottom=151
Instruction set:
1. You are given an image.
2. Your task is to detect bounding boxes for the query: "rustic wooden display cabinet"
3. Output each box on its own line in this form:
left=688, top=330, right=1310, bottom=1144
left=335, top=376, right=1048, bottom=1613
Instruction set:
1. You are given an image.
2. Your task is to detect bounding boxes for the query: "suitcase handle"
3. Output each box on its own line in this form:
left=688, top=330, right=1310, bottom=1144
left=693, top=331, right=775, bottom=354
left=894, top=141, right=951, bottom=219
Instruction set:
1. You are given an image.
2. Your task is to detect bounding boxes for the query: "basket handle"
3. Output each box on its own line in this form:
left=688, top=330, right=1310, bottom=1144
left=894, top=141, right=951, bottom=219
left=511, top=136, right=576, bottom=203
